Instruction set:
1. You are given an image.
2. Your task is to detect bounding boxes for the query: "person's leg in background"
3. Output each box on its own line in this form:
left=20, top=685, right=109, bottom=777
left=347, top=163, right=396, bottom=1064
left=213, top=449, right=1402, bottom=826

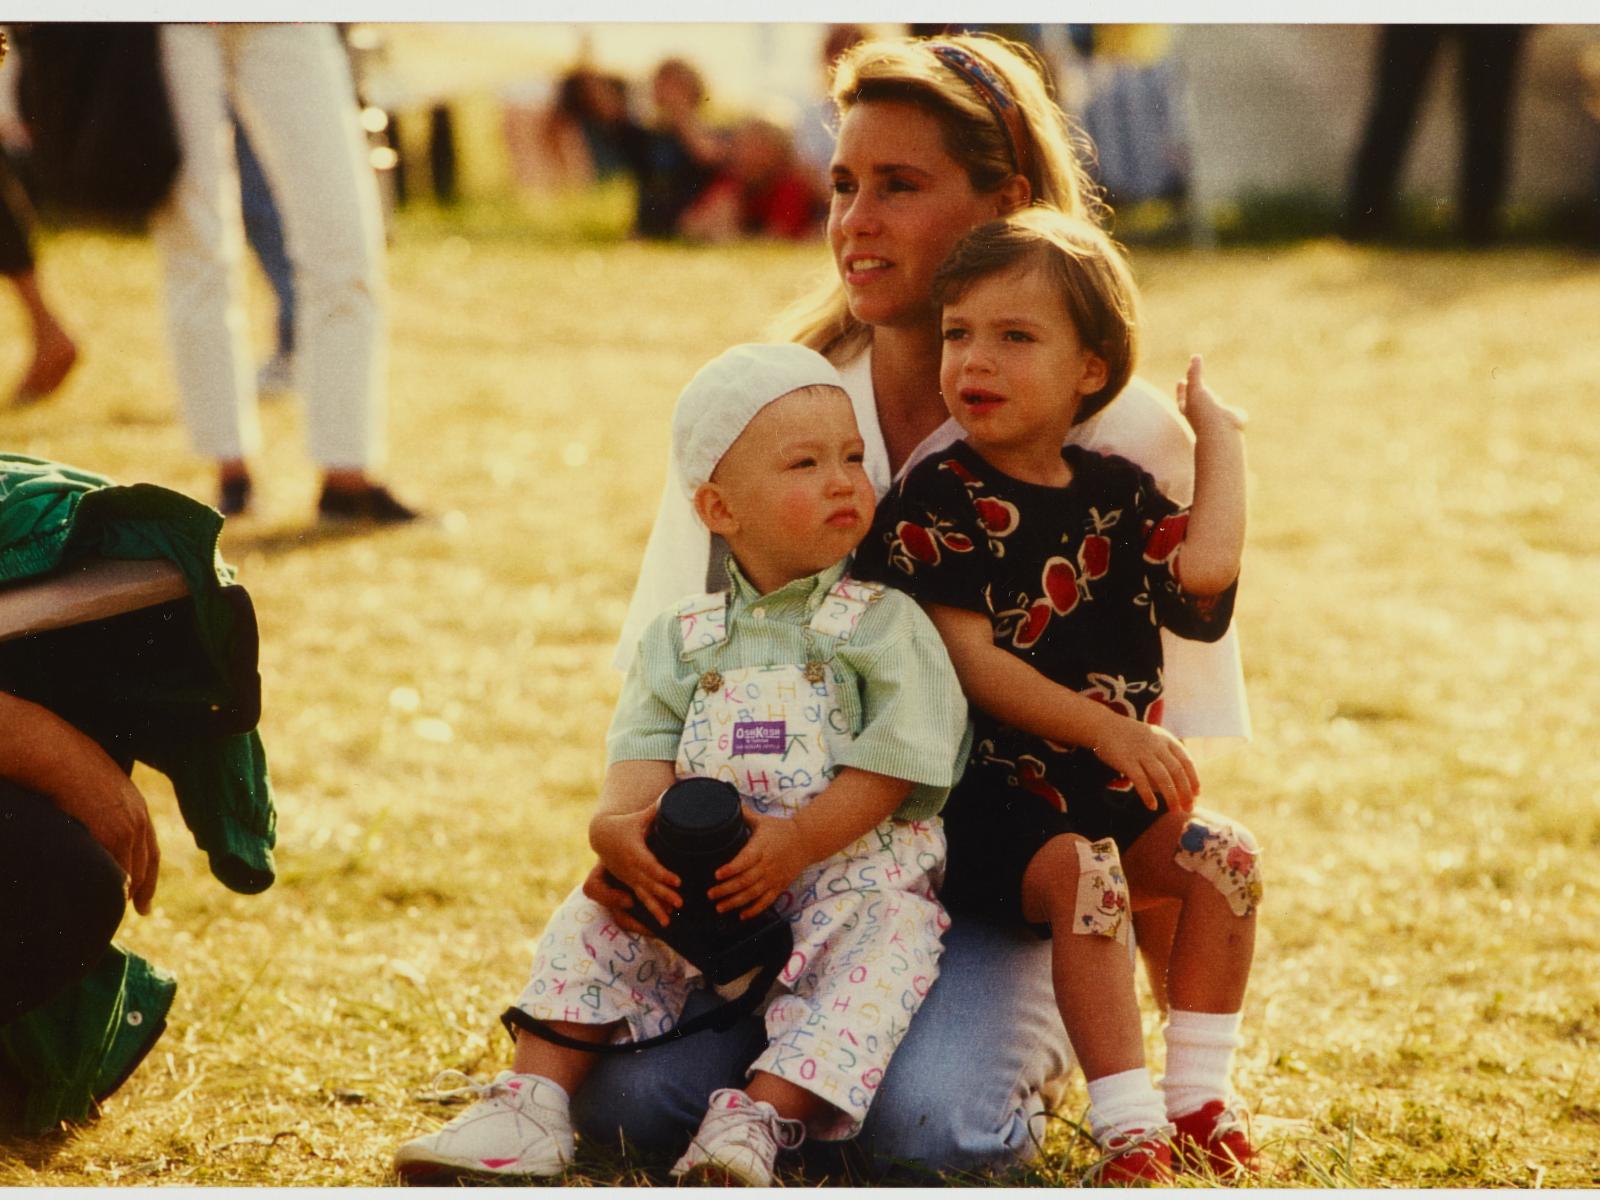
left=233, top=114, right=297, bottom=395
left=230, top=23, right=416, bottom=522
left=150, top=23, right=262, bottom=516
left=1345, top=25, right=1447, bottom=240
left=1, top=153, right=78, bottom=405
left=1456, top=25, right=1529, bottom=245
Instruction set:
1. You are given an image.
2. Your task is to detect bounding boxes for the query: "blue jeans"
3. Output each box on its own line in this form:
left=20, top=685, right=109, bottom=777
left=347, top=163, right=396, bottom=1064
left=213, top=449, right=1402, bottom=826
left=233, top=115, right=295, bottom=357
left=569, top=915, right=1071, bottom=1178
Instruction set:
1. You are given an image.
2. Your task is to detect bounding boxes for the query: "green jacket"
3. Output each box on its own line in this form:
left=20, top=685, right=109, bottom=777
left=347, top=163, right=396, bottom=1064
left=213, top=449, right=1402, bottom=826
left=0, top=453, right=276, bottom=1131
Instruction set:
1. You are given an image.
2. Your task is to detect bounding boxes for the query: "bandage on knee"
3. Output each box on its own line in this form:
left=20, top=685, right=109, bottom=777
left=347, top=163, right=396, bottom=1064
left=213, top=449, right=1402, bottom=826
left=1073, top=837, right=1131, bottom=945
left=1173, top=816, right=1263, bottom=917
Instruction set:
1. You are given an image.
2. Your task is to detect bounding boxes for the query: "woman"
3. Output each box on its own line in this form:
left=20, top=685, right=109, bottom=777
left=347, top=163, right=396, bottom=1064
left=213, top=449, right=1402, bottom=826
left=579, top=32, right=1250, bottom=1175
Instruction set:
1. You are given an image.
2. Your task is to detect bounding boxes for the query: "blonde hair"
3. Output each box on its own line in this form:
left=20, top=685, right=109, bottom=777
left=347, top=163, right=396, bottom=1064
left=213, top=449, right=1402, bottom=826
left=934, top=208, right=1138, bottom=422
left=770, top=32, right=1103, bottom=361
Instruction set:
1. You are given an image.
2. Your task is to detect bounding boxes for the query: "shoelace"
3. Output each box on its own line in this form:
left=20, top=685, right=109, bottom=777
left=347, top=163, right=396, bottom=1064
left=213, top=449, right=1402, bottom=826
left=693, top=1090, right=806, bottom=1159
left=1078, top=1122, right=1176, bottom=1187
left=422, top=1069, right=538, bottom=1127
left=1207, top=1102, right=1249, bottom=1141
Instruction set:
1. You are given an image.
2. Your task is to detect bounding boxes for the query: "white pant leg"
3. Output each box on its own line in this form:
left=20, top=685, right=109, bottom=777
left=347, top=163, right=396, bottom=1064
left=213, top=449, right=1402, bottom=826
left=230, top=23, right=386, bottom=469
left=152, top=24, right=258, bottom=463
left=754, top=819, right=950, bottom=1139
left=514, top=887, right=697, bottom=1044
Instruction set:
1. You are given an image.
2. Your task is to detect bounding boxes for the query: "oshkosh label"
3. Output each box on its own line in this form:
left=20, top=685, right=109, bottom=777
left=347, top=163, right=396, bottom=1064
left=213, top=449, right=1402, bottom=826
left=732, top=721, right=786, bottom=755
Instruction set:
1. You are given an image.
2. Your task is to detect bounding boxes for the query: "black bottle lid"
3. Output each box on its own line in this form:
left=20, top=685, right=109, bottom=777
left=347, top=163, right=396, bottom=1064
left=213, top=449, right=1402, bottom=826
left=651, top=778, right=747, bottom=860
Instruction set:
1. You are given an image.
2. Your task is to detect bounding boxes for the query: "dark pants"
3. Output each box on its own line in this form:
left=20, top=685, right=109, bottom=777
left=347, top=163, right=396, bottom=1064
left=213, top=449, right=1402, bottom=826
left=234, top=117, right=296, bottom=357
left=0, top=781, right=127, bottom=1027
left=0, top=155, right=35, bottom=277
left=1346, top=24, right=1528, bottom=242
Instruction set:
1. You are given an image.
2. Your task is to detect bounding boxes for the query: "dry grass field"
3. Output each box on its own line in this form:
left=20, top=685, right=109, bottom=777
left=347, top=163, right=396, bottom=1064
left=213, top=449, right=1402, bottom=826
left=1, top=215, right=1597, bottom=1187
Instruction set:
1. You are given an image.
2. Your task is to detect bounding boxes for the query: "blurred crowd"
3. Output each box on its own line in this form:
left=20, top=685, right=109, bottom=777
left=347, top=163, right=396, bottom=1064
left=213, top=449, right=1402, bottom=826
left=1, top=21, right=1594, bottom=445
left=499, top=26, right=871, bottom=243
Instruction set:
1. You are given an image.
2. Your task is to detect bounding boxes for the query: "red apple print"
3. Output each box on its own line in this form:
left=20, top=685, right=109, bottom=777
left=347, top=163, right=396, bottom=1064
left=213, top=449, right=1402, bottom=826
left=1145, top=697, right=1165, bottom=727
left=1041, top=556, right=1079, bottom=615
left=1012, top=599, right=1053, bottom=649
left=1080, top=534, right=1111, bottom=579
left=1089, top=691, right=1138, bottom=720
left=1102, top=889, right=1125, bottom=913
left=1143, top=513, right=1189, bottom=563
left=974, top=496, right=1019, bottom=536
left=1226, top=845, right=1256, bottom=874
left=939, top=530, right=975, bottom=553
left=897, top=521, right=940, bottom=565
left=942, top=457, right=977, bottom=484
left=1017, top=756, right=1068, bottom=811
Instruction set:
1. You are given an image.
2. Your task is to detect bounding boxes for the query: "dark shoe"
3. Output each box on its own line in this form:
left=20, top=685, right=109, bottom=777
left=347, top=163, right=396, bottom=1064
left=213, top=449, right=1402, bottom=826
left=218, top=474, right=253, bottom=516
left=317, top=482, right=421, bottom=524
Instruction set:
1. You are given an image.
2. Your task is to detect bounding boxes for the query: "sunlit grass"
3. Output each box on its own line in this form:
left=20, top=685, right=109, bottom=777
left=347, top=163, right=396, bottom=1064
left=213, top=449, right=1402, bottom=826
left=1, top=216, right=1597, bottom=1185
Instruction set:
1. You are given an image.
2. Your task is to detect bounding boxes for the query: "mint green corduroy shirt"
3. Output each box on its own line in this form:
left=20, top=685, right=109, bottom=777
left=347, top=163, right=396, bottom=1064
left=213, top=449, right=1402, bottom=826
left=607, top=556, right=970, bottom=821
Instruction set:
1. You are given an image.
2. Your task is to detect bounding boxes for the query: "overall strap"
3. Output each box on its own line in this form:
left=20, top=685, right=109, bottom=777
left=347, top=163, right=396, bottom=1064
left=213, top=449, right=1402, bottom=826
left=807, top=576, right=884, bottom=645
left=675, top=591, right=729, bottom=657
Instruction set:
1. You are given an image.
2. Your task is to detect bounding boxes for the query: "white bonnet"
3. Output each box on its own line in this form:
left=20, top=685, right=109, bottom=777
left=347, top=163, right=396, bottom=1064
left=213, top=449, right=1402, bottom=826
left=672, top=343, right=847, bottom=499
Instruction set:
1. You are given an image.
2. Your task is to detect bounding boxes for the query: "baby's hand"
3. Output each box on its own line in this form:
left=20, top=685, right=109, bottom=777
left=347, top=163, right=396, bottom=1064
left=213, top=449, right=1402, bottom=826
left=707, top=811, right=807, bottom=920
left=590, top=805, right=682, bottom=927
left=1093, top=715, right=1200, bottom=812
left=1176, top=355, right=1248, bottom=435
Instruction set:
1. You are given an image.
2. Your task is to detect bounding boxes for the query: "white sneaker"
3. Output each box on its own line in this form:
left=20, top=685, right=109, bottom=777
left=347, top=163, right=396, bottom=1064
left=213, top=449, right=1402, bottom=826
left=670, top=1087, right=805, bottom=1186
left=255, top=351, right=296, bottom=398
left=393, top=1070, right=573, bottom=1182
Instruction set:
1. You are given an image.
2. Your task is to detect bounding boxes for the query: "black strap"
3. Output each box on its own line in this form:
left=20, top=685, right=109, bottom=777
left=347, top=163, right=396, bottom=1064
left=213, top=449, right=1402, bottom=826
left=501, top=951, right=785, bottom=1056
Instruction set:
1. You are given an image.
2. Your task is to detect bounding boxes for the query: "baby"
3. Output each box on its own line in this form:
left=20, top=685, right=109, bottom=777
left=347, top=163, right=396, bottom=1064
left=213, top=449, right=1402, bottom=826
left=394, top=343, right=968, bottom=1185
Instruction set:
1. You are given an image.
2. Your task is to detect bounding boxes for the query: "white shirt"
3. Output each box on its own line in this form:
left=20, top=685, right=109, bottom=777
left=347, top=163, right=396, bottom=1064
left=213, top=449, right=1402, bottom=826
left=614, top=344, right=1250, bottom=741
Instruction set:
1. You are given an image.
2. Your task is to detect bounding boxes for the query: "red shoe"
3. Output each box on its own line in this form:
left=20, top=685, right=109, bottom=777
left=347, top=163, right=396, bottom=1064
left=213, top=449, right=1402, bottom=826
left=1088, top=1127, right=1174, bottom=1186
left=1173, top=1099, right=1255, bottom=1178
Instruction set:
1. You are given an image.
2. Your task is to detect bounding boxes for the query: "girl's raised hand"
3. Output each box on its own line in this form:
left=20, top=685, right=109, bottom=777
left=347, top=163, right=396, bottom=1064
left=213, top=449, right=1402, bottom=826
left=1176, top=355, right=1248, bottom=434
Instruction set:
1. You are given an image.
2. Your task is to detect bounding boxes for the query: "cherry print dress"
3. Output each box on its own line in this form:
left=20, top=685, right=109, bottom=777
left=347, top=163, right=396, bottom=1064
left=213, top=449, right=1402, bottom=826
left=853, top=439, right=1238, bottom=930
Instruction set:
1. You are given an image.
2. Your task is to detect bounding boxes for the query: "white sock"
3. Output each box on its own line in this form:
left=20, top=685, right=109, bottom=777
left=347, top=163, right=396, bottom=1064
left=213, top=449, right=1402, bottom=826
left=1160, top=1009, right=1242, bottom=1119
left=1085, top=1067, right=1167, bottom=1143
left=509, top=1072, right=570, bottom=1109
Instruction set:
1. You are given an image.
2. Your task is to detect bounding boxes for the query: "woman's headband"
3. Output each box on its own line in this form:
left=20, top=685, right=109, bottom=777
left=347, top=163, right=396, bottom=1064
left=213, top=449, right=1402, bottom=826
left=928, top=42, right=1036, bottom=189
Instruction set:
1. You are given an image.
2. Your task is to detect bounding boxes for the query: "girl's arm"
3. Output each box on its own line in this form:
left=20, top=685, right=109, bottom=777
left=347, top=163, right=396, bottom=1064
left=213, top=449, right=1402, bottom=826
left=1172, top=356, right=1248, bottom=597
left=925, top=603, right=1199, bottom=813
left=706, top=767, right=912, bottom=919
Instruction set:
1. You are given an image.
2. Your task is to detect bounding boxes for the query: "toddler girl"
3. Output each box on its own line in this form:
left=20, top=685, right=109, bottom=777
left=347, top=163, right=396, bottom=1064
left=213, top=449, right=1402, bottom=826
left=856, top=208, right=1263, bottom=1183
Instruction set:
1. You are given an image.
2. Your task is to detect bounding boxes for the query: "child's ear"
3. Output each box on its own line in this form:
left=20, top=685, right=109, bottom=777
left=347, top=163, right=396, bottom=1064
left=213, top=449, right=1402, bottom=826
left=693, top=482, right=738, bottom=536
left=1077, top=352, right=1109, bottom=399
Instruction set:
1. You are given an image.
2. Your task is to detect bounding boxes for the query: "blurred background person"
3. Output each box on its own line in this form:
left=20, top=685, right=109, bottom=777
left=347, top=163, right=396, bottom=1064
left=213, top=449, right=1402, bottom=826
left=153, top=22, right=417, bottom=521
left=0, top=31, right=78, bottom=408
left=621, top=56, right=725, bottom=239
left=1345, top=24, right=1530, bottom=244
left=677, top=115, right=824, bottom=242
left=0, top=153, right=77, bottom=407
left=791, top=24, right=867, bottom=187
left=504, top=66, right=632, bottom=195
